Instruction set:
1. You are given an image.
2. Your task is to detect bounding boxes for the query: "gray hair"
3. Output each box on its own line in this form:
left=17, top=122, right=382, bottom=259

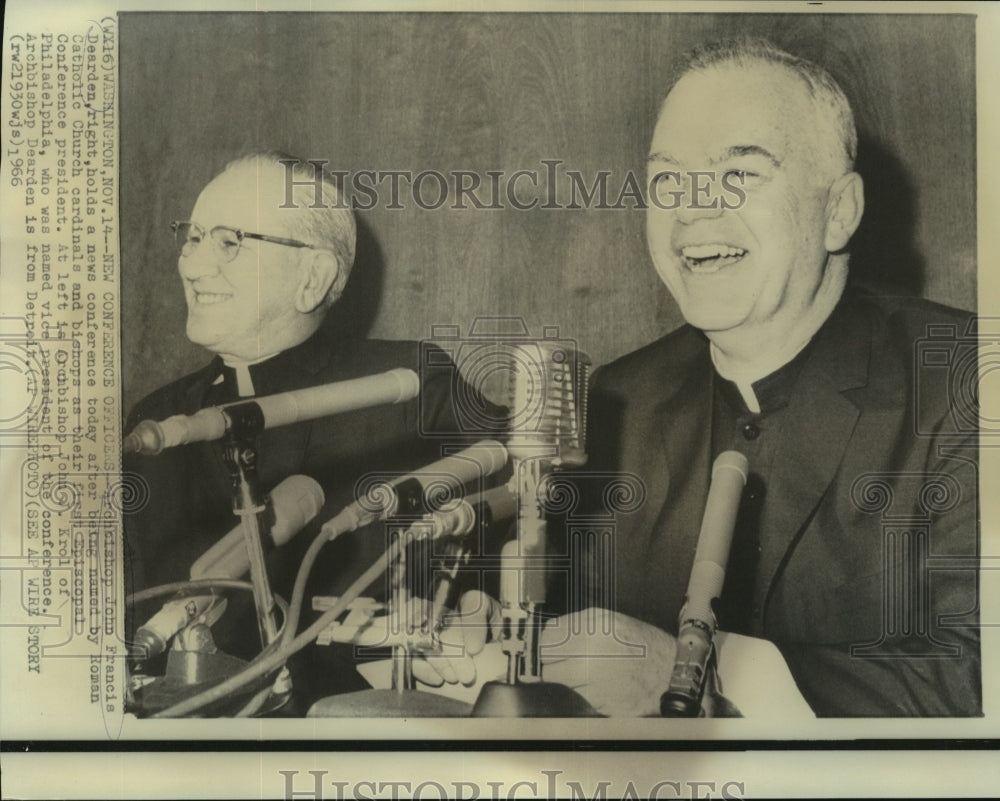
left=222, top=152, right=356, bottom=305
left=667, top=38, right=857, bottom=175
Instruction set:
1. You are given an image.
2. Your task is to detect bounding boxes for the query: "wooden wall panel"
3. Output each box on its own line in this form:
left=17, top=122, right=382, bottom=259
left=120, top=12, right=976, bottom=413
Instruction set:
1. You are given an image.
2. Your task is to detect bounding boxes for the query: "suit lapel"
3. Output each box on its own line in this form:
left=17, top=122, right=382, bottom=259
left=653, top=353, right=714, bottom=542
left=181, top=358, right=226, bottom=413
left=620, top=334, right=714, bottom=627
left=757, top=299, right=871, bottom=614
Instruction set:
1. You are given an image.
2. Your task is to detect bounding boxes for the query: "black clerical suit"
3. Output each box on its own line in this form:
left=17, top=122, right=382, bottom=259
left=124, top=320, right=500, bottom=707
left=581, top=289, right=980, bottom=716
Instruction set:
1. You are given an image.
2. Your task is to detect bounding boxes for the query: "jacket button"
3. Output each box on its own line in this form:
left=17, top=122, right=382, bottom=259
left=742, top=423, right=760, bottom=440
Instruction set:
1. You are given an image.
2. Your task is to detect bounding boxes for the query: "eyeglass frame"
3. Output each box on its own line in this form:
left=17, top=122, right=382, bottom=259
left=170, top=220, right=319, bottom=263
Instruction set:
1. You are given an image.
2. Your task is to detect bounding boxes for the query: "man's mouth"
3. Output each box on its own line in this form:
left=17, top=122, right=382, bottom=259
left=193, top=291, right=232, bottom=305
left=679, top=243, right=747, bottom=273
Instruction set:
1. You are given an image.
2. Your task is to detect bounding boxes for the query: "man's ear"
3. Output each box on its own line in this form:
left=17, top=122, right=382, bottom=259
left=824, top=171, right=865, bottom=253
left=294, top=250, right=342, bottom=313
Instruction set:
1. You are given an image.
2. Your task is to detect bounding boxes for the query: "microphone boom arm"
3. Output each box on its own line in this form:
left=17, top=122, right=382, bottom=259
left=125, top=368, right=420, bottom=455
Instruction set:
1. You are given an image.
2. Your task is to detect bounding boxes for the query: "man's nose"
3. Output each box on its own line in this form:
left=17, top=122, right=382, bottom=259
left=673, top=172, right=727, bottom=225
left=177, top=240, right=223, bottom=281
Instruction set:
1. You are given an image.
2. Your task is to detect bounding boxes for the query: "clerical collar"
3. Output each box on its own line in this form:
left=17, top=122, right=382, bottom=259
left=206, top=322, right=348, bottom=403
left=710, top=337, right=815, bottom=414
left=709, top=284, right=844, bottom=413
left=209, top=352, right=280, bottom=398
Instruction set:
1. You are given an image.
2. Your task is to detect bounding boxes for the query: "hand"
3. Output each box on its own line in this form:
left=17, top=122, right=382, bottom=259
left=410, top=590, right=502, bottom=688
left=539, top=607, right=678, bottom=717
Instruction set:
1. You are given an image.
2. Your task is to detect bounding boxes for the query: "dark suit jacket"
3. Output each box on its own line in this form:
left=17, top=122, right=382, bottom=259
left=583, top=290, right=980, bottom=716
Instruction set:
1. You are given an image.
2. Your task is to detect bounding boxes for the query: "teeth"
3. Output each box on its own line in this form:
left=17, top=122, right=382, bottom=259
left=195, top=293, right=231, bottom=305
left=681, top=243, right=746, bottom=260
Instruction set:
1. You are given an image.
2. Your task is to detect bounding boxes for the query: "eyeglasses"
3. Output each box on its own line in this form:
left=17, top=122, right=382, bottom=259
left=170, top=221, right=317, bottom=263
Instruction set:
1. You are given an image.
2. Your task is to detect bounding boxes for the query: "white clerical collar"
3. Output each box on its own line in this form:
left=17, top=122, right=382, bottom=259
left=220, top=352, right=280, bottom=397
left=710, top=338, right=814, bottom=414
left=709, top=291, right=841, bottom=414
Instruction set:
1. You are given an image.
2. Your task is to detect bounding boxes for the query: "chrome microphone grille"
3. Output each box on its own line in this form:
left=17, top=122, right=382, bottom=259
left=506, top=341, right=590, bottom=466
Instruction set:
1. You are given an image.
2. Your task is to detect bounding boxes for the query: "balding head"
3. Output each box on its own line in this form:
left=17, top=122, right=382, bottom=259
left=665, top=39, right=857, bottom=185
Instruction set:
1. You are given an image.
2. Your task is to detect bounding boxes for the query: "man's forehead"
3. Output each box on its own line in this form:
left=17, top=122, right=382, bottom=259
left=650, top=62, right=811, bottom=161
left=665, top=60, right=810, bottom=109
left=192, top=162, right=290, bottom=228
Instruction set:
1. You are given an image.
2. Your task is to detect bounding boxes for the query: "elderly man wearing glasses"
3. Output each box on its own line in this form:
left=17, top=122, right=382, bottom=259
left=124, top=153, right=496, bottom=712
left=167, top=155, right=356, bottom=382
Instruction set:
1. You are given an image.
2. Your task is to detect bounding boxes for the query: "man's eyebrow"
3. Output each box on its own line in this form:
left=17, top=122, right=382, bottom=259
left=646, top=146, right=783, bottom=168
left=646, top=151, right=680, bottom=165
left=715, top=145, right=782, bottom=168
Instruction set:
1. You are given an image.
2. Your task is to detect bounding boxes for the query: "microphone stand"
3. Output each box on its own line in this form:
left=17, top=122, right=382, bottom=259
left=389, top=522, right=418, bottom=693
left=305, top=508, right=476, bottom=717
left=209, top=401, right=290, bottom=711
left=472, top=343, right=598, bottom=717
left=128, top=401, right=291, bottom=715
left=220, top=401, right=282, bottom=649
left=471, top=462, right=598, bottom=717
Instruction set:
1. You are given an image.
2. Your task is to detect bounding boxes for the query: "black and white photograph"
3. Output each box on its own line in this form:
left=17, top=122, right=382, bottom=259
left=1, top=2, right=998, bottom=797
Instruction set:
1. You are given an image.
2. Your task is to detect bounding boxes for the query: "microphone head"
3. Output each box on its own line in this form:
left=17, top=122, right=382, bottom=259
left=385, top=368, right=421, bottom=402
left=269, top=474, right=326, bottom=546
left=123, top=419, right=166, bottom=456
left=506, top=341, right=590, bottom=464
left=189, top=474, right=325, bottom=580
left=712, top=450, right=749, bottom=484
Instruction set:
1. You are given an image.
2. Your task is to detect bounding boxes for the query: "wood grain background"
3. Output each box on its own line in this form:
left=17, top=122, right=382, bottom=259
left=119, top=12, right=976, bottom=413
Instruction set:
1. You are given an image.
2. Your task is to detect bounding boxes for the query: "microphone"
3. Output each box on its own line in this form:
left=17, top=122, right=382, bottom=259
left=480, top=340, right=590, bottom=703
left=661, top=450, right=749, bottom=717
left=505, top=341, right=590, bottom=606
left=320, top=440, right=509, bottom=539
left=190, top=474, right=325, bottom=580
left=124, top=368, right=420, bottom=455
left=134, top=475, right=324, bottom=659
left=505, top=342, right=589, bottom=466
left=419, top=486, right=517, bottom=541
left=132, top=595, right=226, bottom=661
